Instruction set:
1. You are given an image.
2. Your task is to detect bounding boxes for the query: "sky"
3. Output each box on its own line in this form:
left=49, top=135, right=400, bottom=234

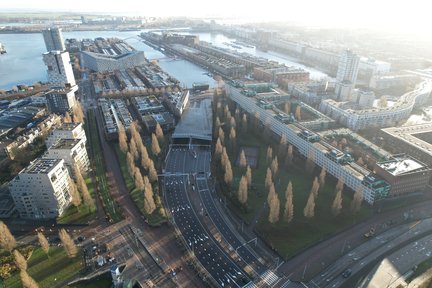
left=2, top=0, right=430, bottom=34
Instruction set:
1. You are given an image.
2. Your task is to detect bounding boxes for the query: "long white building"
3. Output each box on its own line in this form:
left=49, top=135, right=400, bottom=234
left=46, top=122, right=87, bottom=148
left=45, top=138, right=90, bottom=174
left=226, top=84, right=391, bottom=204
left=9, top=158, right=72, bottom=219
left=320, top=80, right=432, bottom=130
left=81, top=51, right=146, bottom=72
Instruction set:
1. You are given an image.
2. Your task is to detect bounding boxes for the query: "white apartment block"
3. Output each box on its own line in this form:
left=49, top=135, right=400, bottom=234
left=320, top=80, right=432, bottom=130
left=9, top=158, right=72, bottom=219
left=43, top=50, right=76, bottom=88
left=46, top=86, right=78, bottom=114
left=46, top=122, right=87, bottom=148
left=45, top=138, right=90, bottom=174
left=226, top=84, right=380, bottom=204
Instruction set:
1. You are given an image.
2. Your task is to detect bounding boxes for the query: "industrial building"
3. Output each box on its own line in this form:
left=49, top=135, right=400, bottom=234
left=9, top=158, right=72, bottom=219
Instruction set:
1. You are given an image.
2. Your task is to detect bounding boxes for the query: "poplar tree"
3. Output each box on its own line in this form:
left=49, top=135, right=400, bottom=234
left=151, top=133, right=161, bottom=156
left=332, top=190, right=343, bottom=216
left=37, top=232, right=50, bottom=258
left=303, top=190, right=316, bottom=219
left=20, top=270, right=39, bottom=288
left=0, top=220, right=16, bottom=252
left=351, top=186, right=363, bottom=213
left=239, top=150, right=247, bottom=168
left=246, top=165, right=252, bottom=188
left=283, top=181, right=294, bottom=223
left=59, top=229, right=78, bottom=258
left=13, top=249, right=27, bottom=271
left=268, top=183, right=280, bottom=223
left=238, top=176, right=248, bottom=204
left=143, top=176, right=156, bottom=214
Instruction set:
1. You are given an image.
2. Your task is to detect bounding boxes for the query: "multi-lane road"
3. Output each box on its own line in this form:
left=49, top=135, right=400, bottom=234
left=164, top=144, right=285, bottom=287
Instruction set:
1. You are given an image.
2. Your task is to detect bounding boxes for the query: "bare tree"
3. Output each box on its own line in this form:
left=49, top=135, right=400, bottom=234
left=271, top=157, right=279, bottom=175
left=229, top=127, right=236, bottom=149
left=265, top=168, right=273, bottom=189
left=266, top=146, right=273, bottom=164
left=224, top=160, right=233, bottom=185
left=148, top=159, right=158, bottom=182
left=267, top=183, right=280, bottom=223
left=20, top=270, right=39, bottom=288
left=332, top=190, right=343, bottom=216
left=129, top=137, right=138, bottom=160
left=238, top=176, right=248, bottom=204
left=151, top=133, right=161, bottom=156
left=283, top=181, right=294, bottom=223
left=218, top=127, right=225, bottom=144
left=239, top=149, right=247, bottom=168
left=356, top=157, right=364, bottom=166
left=311, top=177, right=320, bottom=199
left=13, top=249, right=27, bottom=271
left=134, top=167, right=145, bottom=191
left=242, top=113, right=248, bottom=134
left=214, top=116, right=221, bottom=137
left=335, top=178, right=344, bottom=192
left=143, top=176, right=156, bottom=214
left=283, top=102, right=290, bottom=114
left=155, top=122, right=164, bottom=141
left=118, top=122, right=128, bottom=153
left=295, top=106, right=301, bottom=121
left=37, top=232, right=50, bottom=258
left=69, top=179, right=82, bottom=208
left=74, top=165, right=94, bottom=209
left=303, top=190, right=316, bottom=219
left=221, top=147, right=229, bottom=168
left=0, top=220, right=17, bottom=252
left=279, top=134, right=288, bottom=157
left=230, top=117, right=236, bottom=130
left=63, top=112, right=72, bottom=123
left=72, top=102, right=85, bottom=123
left=139, top=143, right=151, bottom=170
left=246, top=165, right=252, bottom=187
left=215, top=138, right=223, bottom=159
left=59, top=229, right=78, bottom=258
left=286, top=144, right=293, bottom=167
left=350, top=186, right=363, bottom=213
left=126, top=151, right=135, bottom=175
left=319, top=167, right=326, bottom=187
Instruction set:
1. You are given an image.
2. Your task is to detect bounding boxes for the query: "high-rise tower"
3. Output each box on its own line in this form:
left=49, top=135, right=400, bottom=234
left=335, top=50, right=360, bottom=101
left=42, top=27, right=66, bottom=52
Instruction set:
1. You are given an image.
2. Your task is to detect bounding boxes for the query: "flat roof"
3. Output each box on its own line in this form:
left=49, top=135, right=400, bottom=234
left=172, top=98, right=212, bottom=141
left=382, top=123, right=432, bottom=156
left=51, top=138, right=81, bottom=150
left=377, top=155, right=427, bottom=176
left=24, top=158, right=62, bottom=174
left=58, top=122, right=81, bottom=131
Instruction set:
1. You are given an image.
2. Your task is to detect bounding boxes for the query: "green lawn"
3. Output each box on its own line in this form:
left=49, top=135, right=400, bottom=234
left=114, top=145, right=167, bottom=226
left=57, top=177, right=97, bottom=224
left=4, top=247, right=83, bottom=288
left=86, top=110, right=122, bottom=222
left=219, top=131, right=371, bottom=259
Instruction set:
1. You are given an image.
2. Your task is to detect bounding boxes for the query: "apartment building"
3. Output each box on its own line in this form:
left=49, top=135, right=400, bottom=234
left=46, top=122, right=87, bottom=148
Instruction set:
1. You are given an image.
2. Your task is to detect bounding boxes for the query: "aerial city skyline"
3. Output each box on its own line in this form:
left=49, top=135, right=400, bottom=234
left=1, top=3, right=432, bottom=288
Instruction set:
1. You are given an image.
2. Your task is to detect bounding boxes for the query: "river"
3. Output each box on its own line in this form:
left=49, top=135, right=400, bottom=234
left=0, top=29, right=330, bottom=90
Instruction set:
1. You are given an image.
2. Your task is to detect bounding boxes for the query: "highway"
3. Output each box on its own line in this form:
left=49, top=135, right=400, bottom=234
left=164, top=174, right=249, bottom=287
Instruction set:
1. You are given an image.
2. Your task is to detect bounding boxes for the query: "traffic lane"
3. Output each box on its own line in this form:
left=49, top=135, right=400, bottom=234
left=196, top=178, right=266, bottom=275
left=164, top=176, right=248, bottom=287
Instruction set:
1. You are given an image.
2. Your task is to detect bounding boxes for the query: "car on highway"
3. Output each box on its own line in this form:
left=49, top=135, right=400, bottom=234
left=342, top=269, right=352, bottom=278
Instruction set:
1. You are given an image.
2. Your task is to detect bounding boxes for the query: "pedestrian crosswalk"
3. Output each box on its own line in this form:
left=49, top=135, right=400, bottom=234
left=262, top=270, right=279, bottom=285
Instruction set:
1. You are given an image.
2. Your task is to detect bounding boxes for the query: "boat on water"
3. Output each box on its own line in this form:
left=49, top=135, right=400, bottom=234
left=192, top=82, right=210, bottom=92
left=0, top=43, right=6, bottom=54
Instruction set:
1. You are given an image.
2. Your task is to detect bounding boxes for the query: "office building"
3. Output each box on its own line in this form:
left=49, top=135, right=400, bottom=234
left=81, top=51, right=146, bottom=72
left=335, top=50, right=360, bottom=101
left=374, top=155, right=431, bottom=197
left=9, top=158, right=72, bottom=219
left=42, top=27, right=66, bottom=52
left=46, top=122, right=87, bottom=148
left=45, top=138, right=90, bottom=175
left=43, top=50, right=76, bottom=88
left=45, top=87, right=78, bottom=114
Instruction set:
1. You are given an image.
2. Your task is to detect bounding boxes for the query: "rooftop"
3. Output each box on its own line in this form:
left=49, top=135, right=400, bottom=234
left=24, top=158, right=62, bottom=174
left=376, top=155, right=428, bottom=176
left=51, top=138, right=81, bottom=150
left=382, top=123, right=432, bottom=155
left=58, top=122, right=81, bottom=131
